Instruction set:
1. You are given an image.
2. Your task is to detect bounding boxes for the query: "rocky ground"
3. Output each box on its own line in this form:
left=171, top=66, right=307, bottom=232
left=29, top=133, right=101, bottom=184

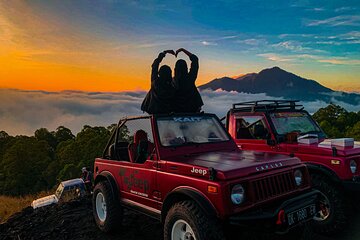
left=0, top=197, right=359, bottom=240
left=0, top=197, right=161, bottom=240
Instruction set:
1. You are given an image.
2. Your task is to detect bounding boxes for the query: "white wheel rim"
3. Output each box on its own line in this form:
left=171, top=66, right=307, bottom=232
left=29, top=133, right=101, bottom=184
left=96, top=192, right=107, bottom=222
left=171, top=219, right=196, bottom=240
left=313, top=194, right=331, bottom=221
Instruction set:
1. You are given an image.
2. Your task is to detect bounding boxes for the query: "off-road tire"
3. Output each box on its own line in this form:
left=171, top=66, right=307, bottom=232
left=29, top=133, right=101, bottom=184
left=311, top=173, right=348, bottom=235
left=93, top=181, right=123, bottom=233
left=164, top=200, right=225, bottom=240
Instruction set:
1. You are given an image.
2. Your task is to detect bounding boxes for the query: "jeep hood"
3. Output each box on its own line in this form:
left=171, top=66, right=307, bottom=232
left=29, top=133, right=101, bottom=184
left=31, top=194, right=58, bottom=209
left=289, top=139, right=360, bottom=157
left=166, top=150, right=301, bottom=180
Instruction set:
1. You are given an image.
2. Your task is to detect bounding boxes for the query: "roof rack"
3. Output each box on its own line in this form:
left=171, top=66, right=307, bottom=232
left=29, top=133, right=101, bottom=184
left=231, top=100, right=304, bottom=112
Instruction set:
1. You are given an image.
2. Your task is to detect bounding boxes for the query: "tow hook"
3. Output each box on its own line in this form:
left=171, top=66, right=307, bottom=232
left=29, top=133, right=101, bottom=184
left=276, top=209, right=286, bottom=225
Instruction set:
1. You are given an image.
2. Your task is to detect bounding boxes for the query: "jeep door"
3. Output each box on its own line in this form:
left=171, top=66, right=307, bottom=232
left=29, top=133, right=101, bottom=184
left=231, top=112, right=279, bottom=153
left=115, top=117, right=160, bottom=211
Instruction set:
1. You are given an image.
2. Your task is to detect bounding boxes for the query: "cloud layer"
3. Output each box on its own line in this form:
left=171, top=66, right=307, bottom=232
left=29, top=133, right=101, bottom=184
left=0, top=89, right=359, bottom=136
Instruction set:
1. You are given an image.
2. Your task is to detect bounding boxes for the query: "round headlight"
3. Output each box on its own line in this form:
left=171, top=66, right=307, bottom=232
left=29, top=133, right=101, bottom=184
left=231, top=184, right=245, bottom=205
left=294, top=169, right=303, bottom=186
left=350, top=160, right=357, bottom=174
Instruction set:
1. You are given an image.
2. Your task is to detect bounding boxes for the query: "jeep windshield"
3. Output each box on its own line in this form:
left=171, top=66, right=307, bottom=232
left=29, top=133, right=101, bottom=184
left=157, top=115, right=230, bottom=147
left=270, top=112, right=325, bottom=138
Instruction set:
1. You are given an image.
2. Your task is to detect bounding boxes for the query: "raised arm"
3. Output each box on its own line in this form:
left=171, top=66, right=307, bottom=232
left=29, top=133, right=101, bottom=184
left=189, top=54, right=199, bottom=83
left=176, top=48, right=199, bottom=82
left=151, top=50, right=175, bottom=83
left=151, top=52, right=165, bottom=83
left=175, top=48, right=192, bottom=58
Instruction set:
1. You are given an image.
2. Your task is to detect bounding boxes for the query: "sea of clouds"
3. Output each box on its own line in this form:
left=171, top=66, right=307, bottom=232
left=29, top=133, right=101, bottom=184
left=0, top=89, right=359, bottom=136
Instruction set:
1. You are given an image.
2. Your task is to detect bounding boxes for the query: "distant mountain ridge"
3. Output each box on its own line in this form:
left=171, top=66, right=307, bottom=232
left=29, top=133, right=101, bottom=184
left=199, top=67, right=360, bottom=105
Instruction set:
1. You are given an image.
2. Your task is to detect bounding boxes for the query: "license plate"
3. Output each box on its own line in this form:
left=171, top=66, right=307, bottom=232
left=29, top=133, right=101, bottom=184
left=287, top=204, right=316, bottom=226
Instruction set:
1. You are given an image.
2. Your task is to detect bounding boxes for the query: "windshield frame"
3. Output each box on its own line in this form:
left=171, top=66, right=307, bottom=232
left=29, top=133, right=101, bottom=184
left=267, top=110, right=326, bottom=139
left=154, top=113, right=232, bottom=148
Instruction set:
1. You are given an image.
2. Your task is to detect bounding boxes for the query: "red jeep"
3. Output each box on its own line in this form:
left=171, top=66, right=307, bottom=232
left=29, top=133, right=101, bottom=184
left=225, top=100, right=360, bottom=235
left=92, top=113, right=320, bottom=240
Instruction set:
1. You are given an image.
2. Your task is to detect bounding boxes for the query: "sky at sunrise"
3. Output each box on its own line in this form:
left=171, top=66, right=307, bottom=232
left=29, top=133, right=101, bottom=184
left=1, top=0, right=360, bottom=135
left=1, top=0, right=359, bottom=92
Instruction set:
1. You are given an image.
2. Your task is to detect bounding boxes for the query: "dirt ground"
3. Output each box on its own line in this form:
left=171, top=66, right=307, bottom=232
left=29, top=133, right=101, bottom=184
left=0, top=197, right=359, bottom=240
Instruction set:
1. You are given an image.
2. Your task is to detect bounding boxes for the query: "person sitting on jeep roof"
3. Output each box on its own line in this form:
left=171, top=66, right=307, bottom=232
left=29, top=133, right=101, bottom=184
left=172, top=48, right=203, bottom=113
left=141, top=50, right=176, bottom=114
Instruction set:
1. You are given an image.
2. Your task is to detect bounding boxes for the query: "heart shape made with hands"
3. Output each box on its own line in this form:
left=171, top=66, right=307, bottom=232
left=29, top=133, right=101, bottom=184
left=164, top=49, right=184, bottom=57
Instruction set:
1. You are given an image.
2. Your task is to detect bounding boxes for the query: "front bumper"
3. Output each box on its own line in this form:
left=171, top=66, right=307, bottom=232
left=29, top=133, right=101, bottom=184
left=228, top=190, right=321, bottom=233
left=343, top=176, right=360, bottom=192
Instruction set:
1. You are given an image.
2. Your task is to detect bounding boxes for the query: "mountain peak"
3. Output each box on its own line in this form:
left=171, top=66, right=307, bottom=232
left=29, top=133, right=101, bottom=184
left=259, top=66, right=287, bottom=74
left=197, top=66, right=358, bottom=104
left=270, top=66, right=281, bottom=70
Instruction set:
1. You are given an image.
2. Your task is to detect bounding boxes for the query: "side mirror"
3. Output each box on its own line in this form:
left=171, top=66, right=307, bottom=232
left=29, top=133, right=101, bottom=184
left=266, top=139, right=276, bottom=146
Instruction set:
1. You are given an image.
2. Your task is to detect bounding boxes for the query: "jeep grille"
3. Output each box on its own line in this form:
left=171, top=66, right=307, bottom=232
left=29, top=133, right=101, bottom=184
left=252, top=171, right=296, bottom=201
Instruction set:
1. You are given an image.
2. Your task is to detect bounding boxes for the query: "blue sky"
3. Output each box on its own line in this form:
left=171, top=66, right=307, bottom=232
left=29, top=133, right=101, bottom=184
left=1, top=0, right=359, bottom=91
left=0, top=0, right=359, bottom=135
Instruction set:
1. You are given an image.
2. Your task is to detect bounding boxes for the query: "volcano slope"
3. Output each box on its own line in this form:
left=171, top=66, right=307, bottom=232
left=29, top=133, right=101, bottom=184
left=0, top=197, right=162, bottom=240
left=1, top=196, right=359, bottom=240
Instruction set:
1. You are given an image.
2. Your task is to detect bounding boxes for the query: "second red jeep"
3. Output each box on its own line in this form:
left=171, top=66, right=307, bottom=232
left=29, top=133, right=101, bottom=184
left=225, top=100, right=360, bottom=235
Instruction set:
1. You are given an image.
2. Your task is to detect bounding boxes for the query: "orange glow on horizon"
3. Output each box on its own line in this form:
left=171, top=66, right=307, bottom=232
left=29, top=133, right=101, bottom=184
left=0, top=52, right=216, bottom=92
left=0, top=1, right=359, bottom=93
left=0, top=47, right=217, bottom=92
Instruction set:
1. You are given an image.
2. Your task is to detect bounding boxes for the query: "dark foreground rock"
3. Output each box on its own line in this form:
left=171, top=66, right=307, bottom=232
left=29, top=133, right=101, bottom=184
left=0, top=197, right=162, bottom=240
left=1, top=196, right=359, bottom=240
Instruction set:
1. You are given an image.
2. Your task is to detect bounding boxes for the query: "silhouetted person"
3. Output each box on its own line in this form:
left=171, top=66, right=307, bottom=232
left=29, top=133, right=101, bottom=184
left=172, top=48, right=203, bottom=113
left=141, top=50, right=176, bottom=114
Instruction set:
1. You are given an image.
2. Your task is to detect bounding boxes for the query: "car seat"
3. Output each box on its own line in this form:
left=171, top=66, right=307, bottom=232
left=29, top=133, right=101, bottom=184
left=128, top=130, right=154, bottom=163
left=237, top=127, right=253, bottom=139
left=253, top=124, right=268, bottom=139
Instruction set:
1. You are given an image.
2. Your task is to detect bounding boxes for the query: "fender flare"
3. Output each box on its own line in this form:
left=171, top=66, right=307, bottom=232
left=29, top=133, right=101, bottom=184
left=94, top=171, right=120, bottom=201
left=305, top=163, right=342, bottom=184
left=161, top=187, right=218, bottom=223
